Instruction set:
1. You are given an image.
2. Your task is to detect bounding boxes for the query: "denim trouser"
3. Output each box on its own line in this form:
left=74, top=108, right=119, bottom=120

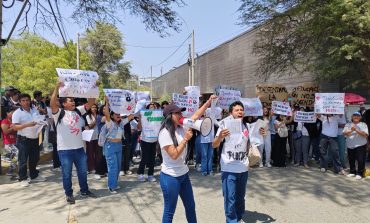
left=17, top=137, right=40, bottom=181
left=160, top=172, right=197, bottom=223
left=320, top=134, right=342, bottom=172
left=104, top=141, right=122, bottom=190
left=201, top=143, right=214, bottom=174
left=337, top=135, right=347, bottom=168
left=310, top=136, right=321, bottom=160
left=195, top=135, right=202, bottom=164
left=222, top=171, right=249, bottom=223
left=58, top=148, right=89, bottom=196
left=294, top=136, right=310, bottom=165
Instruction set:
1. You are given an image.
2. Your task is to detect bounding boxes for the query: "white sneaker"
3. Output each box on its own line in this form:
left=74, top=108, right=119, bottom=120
left=94, top=174, right=101, bottom=180
left=125, top=170, right=133, bottom=175
left=20, top=180, right=30, bottom=187
left=147, top=176, right=156, bottom=182
left=259, top=163, right=264, bottom=168
left=31, top=175, right=46, bottom=182
left=196, top=165, right=201, bottom=172
left=347, top=174, right=355, bottom=177
left=320, top=168, right=326, bottom=173
left=119, top=171, right=125, bottom=176
left=238, top=219, right=246, bottom=223
left=355, top=175, right=362, bottom=180
left=266, top=163, right=272, bottom=168
left=138, top=174, right=146, bottom=182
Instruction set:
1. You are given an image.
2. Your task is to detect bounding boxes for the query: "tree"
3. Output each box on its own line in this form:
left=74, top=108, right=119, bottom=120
left=80, top=22, right=131, bottom=87
left=237, top=0, right=370, bottom=89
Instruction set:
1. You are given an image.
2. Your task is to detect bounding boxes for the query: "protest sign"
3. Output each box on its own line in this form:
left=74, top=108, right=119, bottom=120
left=56, top=68, right=99, bottom=98
left=172, top=93, right=199, bottom=117
left=140, top=110, right=164, bottom=139
left=103, top=89, right=136, bottom=115
left=136, top=91, right=151, bottom=102
left=271, top=101, right=292, bottom=116
left=256, top=84, right=288, bottom=107
left=185, top=86, right=200, bottom=97
left=240, top=98, right=263, bottom=117
left=314, top=93, right=345, bottom=114
left=294, top=111, right=317, bottom=123
left=248, top=119, right=264, bottom=146
left=291, top=83, right=319, bottom=106
left=217, top=89, right=241, bottom=109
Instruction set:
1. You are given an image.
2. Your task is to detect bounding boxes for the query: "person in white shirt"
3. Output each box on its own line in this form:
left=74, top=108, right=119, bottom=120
left=213, top=101, right=249, bottom=223
left=318, top=114, right=345, bottom=174
left=12, top=93, right=46, bottom=187
left=158, top=95, right=216, bottom=223
left=343, top=112, right=368, bottom=180
left=85, top=104, right=100, bottom=175
left=51, top=81, right=97, bottom=204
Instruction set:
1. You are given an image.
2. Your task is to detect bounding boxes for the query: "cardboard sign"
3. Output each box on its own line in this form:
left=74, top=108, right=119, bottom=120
left=314, top=93, right=345, bottom=114
left=271, top=101, right=292, bottom=116
left=291, top=83, right=319, bottom=106
left=172, top=93, right=199, bottom=118
left=294, top=111, right=317, bottom=123
left=103, top=89, right=136, bottom=115
left=217, top=89, right=241, bottom=109
left=56, top=68, right=99, bottom=98
left=256, top=84, right=288, bottom=107
left=240, top=98, right=263, bottom=117
left=140, top=110, right=163, bottom=139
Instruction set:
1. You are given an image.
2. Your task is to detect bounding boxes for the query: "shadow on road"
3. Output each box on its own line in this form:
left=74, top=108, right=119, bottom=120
left=243, top=210, right=276, bottom=223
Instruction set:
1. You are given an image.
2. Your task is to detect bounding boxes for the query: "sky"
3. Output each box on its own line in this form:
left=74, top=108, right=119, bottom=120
left=3, top=0, right=248, bottom=78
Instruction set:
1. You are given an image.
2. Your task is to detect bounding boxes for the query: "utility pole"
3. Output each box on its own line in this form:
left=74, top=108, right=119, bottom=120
left=150, top=66, right=153, bottom=102
left=77, top=33, right=80, bottom=69
left=188, top=44, right=191, bottom=86
left=191, top=30, right=195, bottom=86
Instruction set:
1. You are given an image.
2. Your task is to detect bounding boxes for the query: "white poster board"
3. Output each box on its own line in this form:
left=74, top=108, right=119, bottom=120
left=248, top=119, right=264, bottom=146
left=294, top=111, right=317, bottom=123
left=56, top=68, right=99, bottom=98
left=314, top=93, right=345, bottom=114
left=140, top=110, right=163, bottom=139
left=217, top=89, right=241, bottom=109
left=271, top=101, right=292, bottom=116
left=103, top=89, right=136, bottom=115
left=185, top=86, right=200, bottom=97
left=240, top=98, right=263, bottom=117
left=172, top=93, right=199, bottom=118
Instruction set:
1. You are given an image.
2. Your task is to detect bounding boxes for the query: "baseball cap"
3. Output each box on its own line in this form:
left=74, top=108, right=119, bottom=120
left=353, top=112, right=361, bottom=116
left=163, top=103, right=186, bottom=117
left=5, top=86, right=17, bottom=91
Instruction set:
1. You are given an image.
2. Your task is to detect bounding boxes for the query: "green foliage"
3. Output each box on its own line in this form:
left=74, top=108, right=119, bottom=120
left=158, top=93, right=171, bottom=104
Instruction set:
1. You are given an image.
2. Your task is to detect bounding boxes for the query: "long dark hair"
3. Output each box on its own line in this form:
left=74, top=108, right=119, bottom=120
left=159, top=114, right=179, bottom=147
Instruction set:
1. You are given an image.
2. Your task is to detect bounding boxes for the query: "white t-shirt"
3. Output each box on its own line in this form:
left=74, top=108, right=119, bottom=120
left=320, top=115, right=340, bottom=138
left=86, top=115, right=99, bottom=140
left=343, top=122, right=368, bottom=149
left=216, top=116, right=249, bottom=173
left=297, top=122, right=309, bottom=136
left=12, top=107, right=42, bottom=139
left=53, top=106, right=86, bottom=150
left=337, top=115, right=347, bottom=136
left=158, top=127, right=189, bottom=177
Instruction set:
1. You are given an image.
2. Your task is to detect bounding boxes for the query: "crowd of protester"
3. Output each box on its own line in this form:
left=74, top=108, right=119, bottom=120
left=1, top=83, right=370, bottom=223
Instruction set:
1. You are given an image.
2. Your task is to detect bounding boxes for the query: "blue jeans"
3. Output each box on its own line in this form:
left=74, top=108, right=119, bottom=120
left=104, top=141, right=122, bottom=190
left=337, top=135, right=347, bottom=168
left=201, top=143, right=214, bottom=174
left=58, top=148, right=89, bottom=197
left=311, top=136, right=321, bottom=161
left=160, top=172, right=197, bottom=223
left=320, top=134, right=342, bottom=172
left=195, top=135, right=202, bottom=164
left=222, top=171, right=249, bottom=223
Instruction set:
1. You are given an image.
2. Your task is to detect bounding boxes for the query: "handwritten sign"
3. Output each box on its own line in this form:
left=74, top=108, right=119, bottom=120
left=291, top=83, right=319, bottom=106
left=240, top=98, right=263, bottom=117
left=140, top=110, right=163, bottom=139
left=172, top=93, right=199, bottom=118
left=56, top=68, right=99, bottom=98
left=294, top=111, right=317, bottom=123
left=314, top=93, right=345, bottom=114
left=271, top=101, right=292, bottom=116
left=256, top=84, right=288, bottom=107
left=104, top=89, right=136, bottom=115
left=217, top=89, right=241, bottom=109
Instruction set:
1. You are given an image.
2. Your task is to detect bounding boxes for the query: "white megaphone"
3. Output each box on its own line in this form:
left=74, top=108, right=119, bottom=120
left=179, top=117, right=213, bottom=136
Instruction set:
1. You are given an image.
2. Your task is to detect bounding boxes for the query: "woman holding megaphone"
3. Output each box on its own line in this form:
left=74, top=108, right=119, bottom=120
left=158, top=95, right=217, bottom=223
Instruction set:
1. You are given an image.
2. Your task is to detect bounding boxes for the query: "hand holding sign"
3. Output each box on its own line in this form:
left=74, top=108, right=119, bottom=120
left=104, top=89, right=136, bottom=115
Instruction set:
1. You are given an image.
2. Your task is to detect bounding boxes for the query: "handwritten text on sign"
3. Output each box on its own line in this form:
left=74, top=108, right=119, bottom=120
left=256, top=84, right=288, bottom=107
left=271, top=101, right=292, bottom=116
left=217, top=89, right=241, bottom=109
left=172, top=93, right=199, bottom=118
left=140, top=110, right=163, bottom=139
left=56, top=68, right=99, bottom=98
left=240, top=98, right=263, bottom=117
left=294, top=111, right=317, bottom=123
left=104, top=89, right=136, bottom=115
left=291, top=83, right=319, bottom=106
left=314, top=93, right=345, bottom=115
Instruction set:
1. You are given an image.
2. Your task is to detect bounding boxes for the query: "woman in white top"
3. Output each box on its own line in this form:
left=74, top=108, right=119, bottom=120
left=343, top=112, right=368, bottom=179
left=85, top=104, right=100, bottom=174
left=259, top=107, right=272, bottom=167
left=158, top=95, right=216, bottom=223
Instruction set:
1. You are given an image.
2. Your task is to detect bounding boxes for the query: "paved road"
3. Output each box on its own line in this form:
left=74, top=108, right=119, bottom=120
left=0, top=162, right=369, bottom=223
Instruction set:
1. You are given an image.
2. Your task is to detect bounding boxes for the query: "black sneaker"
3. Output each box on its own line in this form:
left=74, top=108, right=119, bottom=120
left=66, top=196, right=75, bottom=204
left=81, top=190, right=97, bottom=198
